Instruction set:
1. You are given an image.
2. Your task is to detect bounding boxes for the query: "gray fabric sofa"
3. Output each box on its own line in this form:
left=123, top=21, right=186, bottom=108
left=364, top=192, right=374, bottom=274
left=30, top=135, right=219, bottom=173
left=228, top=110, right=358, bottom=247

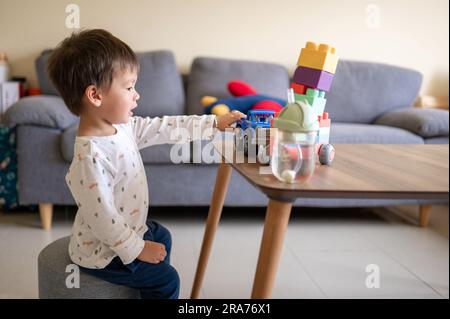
left=2, top=50, right=449, bottom=229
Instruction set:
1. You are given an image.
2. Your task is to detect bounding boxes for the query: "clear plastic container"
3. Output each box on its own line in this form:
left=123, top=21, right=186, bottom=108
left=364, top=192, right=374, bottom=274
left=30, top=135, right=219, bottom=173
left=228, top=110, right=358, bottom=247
left=271, top=129, right=317, bottom=184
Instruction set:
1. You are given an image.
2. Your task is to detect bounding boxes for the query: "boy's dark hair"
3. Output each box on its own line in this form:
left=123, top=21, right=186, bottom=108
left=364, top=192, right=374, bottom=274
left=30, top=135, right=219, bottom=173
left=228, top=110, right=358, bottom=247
left=47, top=29, right=139, bottom=116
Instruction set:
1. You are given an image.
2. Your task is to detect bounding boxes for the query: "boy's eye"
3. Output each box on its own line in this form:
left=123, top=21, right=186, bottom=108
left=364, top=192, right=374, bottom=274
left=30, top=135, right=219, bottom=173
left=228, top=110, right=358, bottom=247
left=127, top=86, right=135, bottom=91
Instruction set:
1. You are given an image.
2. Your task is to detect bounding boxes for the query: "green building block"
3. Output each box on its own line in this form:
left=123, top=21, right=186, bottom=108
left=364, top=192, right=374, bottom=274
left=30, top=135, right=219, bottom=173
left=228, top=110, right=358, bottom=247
left=294, top=88, right=327, bottom=115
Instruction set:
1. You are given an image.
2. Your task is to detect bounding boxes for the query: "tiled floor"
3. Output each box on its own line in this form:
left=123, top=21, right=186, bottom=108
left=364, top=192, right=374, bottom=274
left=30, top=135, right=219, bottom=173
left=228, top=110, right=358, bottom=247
left=0, top=205, right=448, bottom=299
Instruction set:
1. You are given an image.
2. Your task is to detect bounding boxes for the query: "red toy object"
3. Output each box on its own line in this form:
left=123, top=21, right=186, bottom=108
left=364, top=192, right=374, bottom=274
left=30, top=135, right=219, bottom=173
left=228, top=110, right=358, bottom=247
left=228, top=80, right=285, bottom=114
left=251, top=100, right=283, bottom=113
left=228, top=80, right=257, bottom=96
left=290, top=83, right=307, bottom=95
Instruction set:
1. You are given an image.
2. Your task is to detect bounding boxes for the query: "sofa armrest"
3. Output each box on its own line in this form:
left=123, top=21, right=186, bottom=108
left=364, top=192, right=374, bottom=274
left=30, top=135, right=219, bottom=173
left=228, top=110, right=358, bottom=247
left=1, top=95, right=78, bottom=129
left=374, top=107, right=449, bottom=138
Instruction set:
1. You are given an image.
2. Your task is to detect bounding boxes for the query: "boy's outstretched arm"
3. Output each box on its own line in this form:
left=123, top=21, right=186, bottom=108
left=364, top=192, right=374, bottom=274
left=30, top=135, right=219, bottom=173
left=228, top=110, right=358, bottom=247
left=129, top=111, right=245, bottom=150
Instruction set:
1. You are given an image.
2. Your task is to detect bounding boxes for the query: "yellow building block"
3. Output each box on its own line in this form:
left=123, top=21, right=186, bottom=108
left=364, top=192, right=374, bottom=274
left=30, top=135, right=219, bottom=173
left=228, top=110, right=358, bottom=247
left=297, top=42, right=339, bottom=74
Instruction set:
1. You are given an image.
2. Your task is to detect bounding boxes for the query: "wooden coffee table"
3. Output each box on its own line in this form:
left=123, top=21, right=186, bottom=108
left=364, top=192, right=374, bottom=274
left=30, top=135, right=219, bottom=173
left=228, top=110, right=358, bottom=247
left=190, top=144, right=449, bottom=299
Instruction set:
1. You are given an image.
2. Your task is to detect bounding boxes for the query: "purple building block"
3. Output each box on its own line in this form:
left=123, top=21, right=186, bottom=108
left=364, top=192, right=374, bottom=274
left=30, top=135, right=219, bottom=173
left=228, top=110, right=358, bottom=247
left=293, top=66, right=334, bottom=92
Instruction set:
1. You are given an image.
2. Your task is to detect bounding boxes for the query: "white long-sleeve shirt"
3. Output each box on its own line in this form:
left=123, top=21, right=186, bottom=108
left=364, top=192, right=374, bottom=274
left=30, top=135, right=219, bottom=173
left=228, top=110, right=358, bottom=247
left=66, top=115, right=216, bottom=269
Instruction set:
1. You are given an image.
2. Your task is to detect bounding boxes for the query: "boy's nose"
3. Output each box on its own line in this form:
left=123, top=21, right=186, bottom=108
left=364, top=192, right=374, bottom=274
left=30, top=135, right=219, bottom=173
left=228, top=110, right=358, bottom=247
left=135, top=91, right=140, bottom=101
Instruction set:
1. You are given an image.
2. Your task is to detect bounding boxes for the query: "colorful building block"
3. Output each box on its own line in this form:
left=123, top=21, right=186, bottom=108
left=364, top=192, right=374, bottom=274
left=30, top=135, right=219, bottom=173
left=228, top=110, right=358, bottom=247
left=297, top=42, right=339, bottom=74
left=294, top=88, right=327, bottom=116
left=293, top=66, right=334, bottom=92
left=317, top=112, right=331, bottom=145
left=290, top=82, right=307, bottom=95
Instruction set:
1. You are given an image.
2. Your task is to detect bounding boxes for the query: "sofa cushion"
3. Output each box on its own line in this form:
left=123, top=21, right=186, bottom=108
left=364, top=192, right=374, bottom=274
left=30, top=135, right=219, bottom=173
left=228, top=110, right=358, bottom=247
left=374, top=107, right=449, bottom=138
left=61, top=123, right=185, bottom=164
left=35, top=50, right=184, bottom=117
left=134, top=51, right=185, bottom=117
left=35, top=50, right=60, bottom=96
left=187, top=57, right=290, bottom=115
left=326, top=61, right=423, bottom=124
left=329, top=123, right=424, bottom=144
left=2, top=96, right=78, bottom=129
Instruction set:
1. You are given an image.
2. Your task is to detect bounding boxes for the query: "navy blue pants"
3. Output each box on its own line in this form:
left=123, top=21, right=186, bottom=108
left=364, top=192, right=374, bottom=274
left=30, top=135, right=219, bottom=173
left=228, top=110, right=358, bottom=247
left=80, top=220, right=180, bottom=299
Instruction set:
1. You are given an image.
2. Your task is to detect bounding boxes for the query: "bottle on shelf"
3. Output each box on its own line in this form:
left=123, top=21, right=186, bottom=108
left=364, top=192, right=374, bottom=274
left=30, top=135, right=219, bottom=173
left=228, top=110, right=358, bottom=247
left=0, top=52, right=10, bottom=84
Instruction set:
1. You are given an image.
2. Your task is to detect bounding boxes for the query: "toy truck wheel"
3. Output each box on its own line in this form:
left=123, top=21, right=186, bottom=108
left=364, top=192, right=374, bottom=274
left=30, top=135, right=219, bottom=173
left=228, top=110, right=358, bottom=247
left=319, top=144, right=335, bottom=165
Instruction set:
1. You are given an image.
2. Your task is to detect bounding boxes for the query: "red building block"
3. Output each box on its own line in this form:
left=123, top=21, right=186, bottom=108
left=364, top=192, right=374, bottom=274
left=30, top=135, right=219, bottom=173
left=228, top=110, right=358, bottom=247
left=290, top=82, right=307, bottom=95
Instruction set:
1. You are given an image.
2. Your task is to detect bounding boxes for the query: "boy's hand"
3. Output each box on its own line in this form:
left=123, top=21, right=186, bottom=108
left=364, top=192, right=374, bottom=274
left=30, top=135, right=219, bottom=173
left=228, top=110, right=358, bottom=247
left=215, top=110, right=246, bottom=131
left=137, top=240, right=167, bottom=264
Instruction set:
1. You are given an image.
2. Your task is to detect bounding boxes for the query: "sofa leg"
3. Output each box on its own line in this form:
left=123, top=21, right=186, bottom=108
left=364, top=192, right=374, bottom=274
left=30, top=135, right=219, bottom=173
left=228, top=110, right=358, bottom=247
left=419, top=205, right=432, bottom=227
left=39, top=203, right=53, bottom=230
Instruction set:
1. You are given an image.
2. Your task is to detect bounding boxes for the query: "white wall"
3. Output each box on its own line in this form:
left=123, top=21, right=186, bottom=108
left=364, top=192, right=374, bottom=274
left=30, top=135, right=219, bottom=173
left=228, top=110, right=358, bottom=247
left=0, top=0, right=448, bottom=96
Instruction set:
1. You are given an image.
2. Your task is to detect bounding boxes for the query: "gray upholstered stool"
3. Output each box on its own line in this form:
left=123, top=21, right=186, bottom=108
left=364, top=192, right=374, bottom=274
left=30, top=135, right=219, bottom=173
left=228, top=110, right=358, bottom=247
left=38, top=236, right=140, bottom=299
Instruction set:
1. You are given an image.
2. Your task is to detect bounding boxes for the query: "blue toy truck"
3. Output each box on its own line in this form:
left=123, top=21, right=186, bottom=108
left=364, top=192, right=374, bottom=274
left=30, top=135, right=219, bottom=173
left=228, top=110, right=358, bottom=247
left=235, top=110, right=275, bottom=164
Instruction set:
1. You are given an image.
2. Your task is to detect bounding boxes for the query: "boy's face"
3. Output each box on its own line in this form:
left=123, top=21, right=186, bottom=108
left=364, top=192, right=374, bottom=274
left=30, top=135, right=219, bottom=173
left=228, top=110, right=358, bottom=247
left=98, top=68, right=140, bottom=124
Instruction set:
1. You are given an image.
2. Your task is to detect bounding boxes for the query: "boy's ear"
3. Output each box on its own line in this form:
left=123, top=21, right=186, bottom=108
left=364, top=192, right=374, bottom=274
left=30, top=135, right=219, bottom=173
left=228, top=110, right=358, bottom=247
left=85, top=85, right=102, bottom=107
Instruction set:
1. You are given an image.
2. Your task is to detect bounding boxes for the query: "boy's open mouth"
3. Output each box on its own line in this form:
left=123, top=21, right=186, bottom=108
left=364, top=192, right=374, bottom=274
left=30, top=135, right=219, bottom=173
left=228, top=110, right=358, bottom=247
left=129, top=105, right=137, bottom=116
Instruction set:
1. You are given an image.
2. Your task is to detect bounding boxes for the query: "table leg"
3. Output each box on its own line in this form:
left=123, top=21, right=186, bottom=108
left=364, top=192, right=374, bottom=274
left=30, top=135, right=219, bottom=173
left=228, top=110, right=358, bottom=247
left=251, top=198, right=293, bottom=299
left=191, top=162, right=232, bottom=299
left=419, top=204, right=432, bottom=227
